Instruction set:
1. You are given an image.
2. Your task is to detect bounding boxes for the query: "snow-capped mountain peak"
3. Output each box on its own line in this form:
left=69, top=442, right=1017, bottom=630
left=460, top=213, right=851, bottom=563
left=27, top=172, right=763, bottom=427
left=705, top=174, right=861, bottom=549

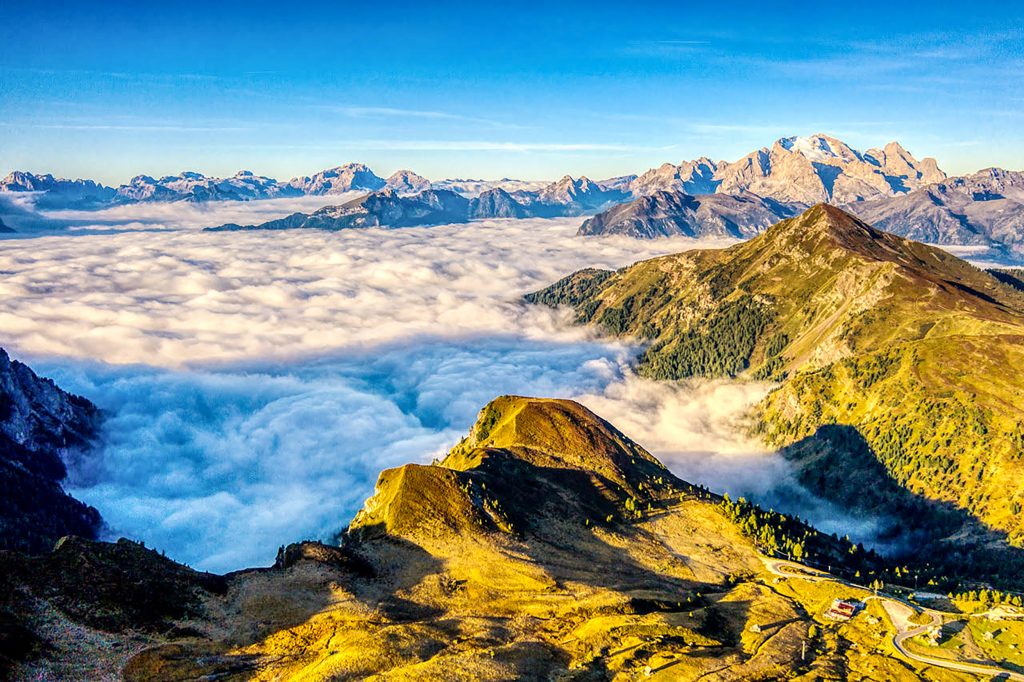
left=777, top=134, right=864, bottom=164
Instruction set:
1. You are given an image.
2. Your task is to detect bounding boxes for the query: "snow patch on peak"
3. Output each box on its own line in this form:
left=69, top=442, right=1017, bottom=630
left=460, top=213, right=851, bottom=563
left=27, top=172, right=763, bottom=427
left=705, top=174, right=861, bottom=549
left=779, top=134, right=860, bottom=164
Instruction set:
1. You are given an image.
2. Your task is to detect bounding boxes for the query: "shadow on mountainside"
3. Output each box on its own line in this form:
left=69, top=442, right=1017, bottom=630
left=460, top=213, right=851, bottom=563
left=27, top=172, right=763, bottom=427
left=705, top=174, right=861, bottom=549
left=779, top=424, right=1024, bottom=588
left=122, top=533, right=450, bottom=680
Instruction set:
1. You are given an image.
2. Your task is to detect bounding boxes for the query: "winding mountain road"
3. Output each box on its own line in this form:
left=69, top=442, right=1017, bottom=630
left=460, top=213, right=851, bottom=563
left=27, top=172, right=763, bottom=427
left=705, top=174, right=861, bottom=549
left=883, top=600, right=1024, bottom=681
left=761, top=557, right=1024, bottom=681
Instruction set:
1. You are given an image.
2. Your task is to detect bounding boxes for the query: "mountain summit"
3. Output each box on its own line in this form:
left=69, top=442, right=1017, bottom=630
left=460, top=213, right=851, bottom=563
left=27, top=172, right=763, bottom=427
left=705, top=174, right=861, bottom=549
left=6, top=394, right=903, bottom=680
left=348, top=396, right=681, bottom=544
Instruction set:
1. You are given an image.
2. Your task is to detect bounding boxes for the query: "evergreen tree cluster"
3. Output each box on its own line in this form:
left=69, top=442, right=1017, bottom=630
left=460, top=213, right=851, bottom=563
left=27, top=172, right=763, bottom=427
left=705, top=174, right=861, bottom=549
left=952, top=588, right=1024, bottom=607
left=718, top=493, right=882, bottom=576
left=641, top=296, right=774, bottom=380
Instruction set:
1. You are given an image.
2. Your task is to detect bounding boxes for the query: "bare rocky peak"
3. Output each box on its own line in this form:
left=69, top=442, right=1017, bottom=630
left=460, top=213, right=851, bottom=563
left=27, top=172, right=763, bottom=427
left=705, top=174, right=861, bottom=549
left=715, top=134, right=946, bottom=204
left=628, top=134, right=948, bottom=205
left=0, top=348, right=99, bottom=454
left=629, top=158, right=720, bottom=197
left=385, top=169, right=432, bottom=193
left=539, top=175, right=623, bottom=207
left=288, top=162, right=387, bottom=194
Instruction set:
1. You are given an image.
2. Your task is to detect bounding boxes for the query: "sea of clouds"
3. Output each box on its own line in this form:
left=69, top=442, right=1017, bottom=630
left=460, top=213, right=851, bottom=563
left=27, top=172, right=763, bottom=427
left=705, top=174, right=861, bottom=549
left=2, top=200, right=892, bottom=571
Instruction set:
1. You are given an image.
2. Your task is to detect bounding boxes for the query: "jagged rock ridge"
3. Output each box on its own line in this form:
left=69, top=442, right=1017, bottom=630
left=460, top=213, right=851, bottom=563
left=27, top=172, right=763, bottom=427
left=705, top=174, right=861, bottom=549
left=207, top=176, right=629, bottom=231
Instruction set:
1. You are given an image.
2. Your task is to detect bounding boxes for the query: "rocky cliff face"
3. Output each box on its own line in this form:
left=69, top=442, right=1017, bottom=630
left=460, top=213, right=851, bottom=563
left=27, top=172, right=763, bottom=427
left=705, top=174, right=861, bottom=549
left=714, top=135, right=945, bottom=204
left=628, top=135, right=946, bottom=206
left=0, top=348, right=102, bottom=553
left=629, top=158, right=720, bottom=197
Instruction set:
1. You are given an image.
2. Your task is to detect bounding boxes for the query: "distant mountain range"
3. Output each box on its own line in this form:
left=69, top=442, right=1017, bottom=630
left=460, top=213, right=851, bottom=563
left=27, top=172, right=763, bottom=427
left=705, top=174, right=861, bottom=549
left=579, top=134, right=1024, bottom=257
left=577, top=191, right=801, bottom=238
left=853, top=167, right=1024, bottom=254
left=626, top=135, right=945, bottom=205
left=0, top=164, right=562, bottom=210
left=4, top=133, right=1022, bottom=256
left=208, top=178, right=628, bottom=231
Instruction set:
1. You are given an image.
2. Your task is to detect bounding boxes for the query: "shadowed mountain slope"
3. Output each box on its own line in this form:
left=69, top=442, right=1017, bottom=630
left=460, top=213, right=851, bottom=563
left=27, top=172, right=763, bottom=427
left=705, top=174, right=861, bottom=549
left=0, top=348, right=102, bottom=554
left=577, top=191, right=801, bottom=238
left=6, top=395, right=921, bottom=681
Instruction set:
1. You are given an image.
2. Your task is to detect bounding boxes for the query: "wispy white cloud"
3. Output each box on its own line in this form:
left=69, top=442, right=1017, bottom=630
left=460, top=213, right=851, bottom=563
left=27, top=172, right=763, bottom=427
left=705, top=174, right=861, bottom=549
left=0, top=66, right=223, bottom=82
left=5, top=205, right=904, bottom=571
left=0, top=121, right=251, bottom=132
left=620, top=38, right=715, bottom=58
left=336, top=139, right=673, bottom=153
left=328, top=105, right=527, bottom=130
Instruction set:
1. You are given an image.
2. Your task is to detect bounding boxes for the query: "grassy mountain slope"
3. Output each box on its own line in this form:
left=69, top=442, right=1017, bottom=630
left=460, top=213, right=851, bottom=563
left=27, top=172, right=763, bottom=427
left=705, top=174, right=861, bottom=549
left=7, top=396, right=940, bottom=681
left=527, top=205, right=1024, bottom=552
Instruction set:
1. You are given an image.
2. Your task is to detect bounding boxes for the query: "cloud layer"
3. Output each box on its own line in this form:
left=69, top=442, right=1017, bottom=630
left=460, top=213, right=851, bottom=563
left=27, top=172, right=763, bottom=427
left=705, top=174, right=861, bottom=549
left=3, top=205, right=892, bottom=571
left=0, top=214, right=735, bottom=365
left=42, top=338, right=633, bottom=572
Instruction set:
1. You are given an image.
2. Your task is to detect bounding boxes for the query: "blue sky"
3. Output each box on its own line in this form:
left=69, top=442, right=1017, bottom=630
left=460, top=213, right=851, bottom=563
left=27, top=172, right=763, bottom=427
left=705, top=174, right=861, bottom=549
left=1, top=1, right=1022, bottom=184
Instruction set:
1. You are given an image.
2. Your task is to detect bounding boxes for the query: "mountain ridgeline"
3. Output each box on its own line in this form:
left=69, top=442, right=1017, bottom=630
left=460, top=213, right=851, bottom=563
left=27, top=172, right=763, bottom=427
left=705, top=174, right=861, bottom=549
left=9, top=396, right=933, bottom=680
left=577, top=191, right=801, bottom=238
left=528, top=205, right=1024, bottom=559
left=207, top=179, right=627, bottom=231
left=5, top=134, right=1024, bottom=257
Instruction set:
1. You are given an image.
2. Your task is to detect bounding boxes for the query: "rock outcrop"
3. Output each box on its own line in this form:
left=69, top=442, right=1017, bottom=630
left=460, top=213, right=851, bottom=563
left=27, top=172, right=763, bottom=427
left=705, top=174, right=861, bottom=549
left=385, top=169, right=432, bottom=194
left=0, top=348, right=102, bottom=553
